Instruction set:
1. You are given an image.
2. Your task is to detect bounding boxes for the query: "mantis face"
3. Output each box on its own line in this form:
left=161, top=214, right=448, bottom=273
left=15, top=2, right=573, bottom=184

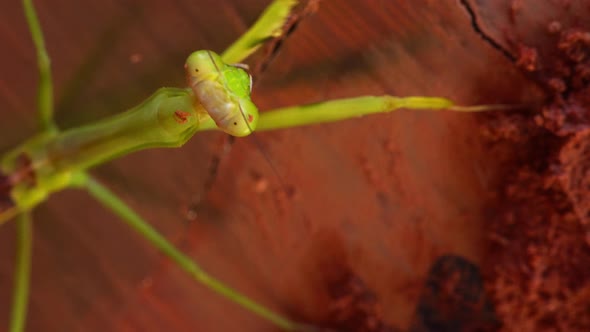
left=185, top=50, right=259, bottom=137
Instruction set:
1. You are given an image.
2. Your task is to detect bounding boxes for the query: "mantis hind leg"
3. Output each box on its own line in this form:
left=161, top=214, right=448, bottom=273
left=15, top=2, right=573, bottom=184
left=9, top=212, right=33, bottom=332
left=81, top=175, right=313, bottom=331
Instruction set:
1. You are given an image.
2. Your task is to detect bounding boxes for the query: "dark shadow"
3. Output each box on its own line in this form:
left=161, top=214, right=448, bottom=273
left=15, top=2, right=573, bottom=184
left=410, top=254, right=499, bottom=332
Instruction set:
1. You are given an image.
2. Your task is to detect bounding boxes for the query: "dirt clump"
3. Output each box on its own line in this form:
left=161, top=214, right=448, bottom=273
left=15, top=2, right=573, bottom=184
left=482, top=25, right=590, bottom=331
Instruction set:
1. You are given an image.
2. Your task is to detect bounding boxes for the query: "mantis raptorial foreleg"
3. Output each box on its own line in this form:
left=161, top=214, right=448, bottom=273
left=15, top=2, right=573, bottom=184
left=194, top=95, right=513, bottom=133
left=22, top=0, right=56, bottom=134
left=221, top=0, right=298, bottom=64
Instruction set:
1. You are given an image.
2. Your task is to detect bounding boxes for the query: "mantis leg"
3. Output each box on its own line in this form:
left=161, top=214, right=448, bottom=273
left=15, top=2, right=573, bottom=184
left=9, top=212, right=33, bottom=332
left=81, top=175, right=311, bottom=332
left=196, top=95, right=512, bottom=133
left=22, top=0, right=57, bottom=134
left=221, top=0, right=298, bottom=64
left=254, top=95, right=512, bottom=131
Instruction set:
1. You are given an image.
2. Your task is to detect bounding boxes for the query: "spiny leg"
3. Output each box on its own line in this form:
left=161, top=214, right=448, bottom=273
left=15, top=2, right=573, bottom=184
left=81, top=175, right=313, bottom=332
left=221, top=0, right=299, bottom=64
left=9, top=212, right=33, bottom=332
left=22, top=0, right=57, bottom=134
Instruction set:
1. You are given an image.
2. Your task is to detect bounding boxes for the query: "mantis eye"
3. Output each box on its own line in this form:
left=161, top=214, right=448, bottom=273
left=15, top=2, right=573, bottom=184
left=229, top=63, right=253, bottom=93
left=231, top=63, right=250, bottom=71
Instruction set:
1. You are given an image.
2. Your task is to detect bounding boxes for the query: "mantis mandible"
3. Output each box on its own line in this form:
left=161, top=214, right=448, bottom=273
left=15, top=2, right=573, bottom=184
left=0, top=0, right=513, bottom=331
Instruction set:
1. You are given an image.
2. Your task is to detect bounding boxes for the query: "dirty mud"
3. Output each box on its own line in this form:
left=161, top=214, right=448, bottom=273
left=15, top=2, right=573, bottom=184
left=476, top=4, right=590, bottom=331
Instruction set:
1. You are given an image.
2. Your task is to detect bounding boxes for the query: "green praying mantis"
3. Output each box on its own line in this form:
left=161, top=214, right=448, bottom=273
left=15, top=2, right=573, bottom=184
left=0, top=0, right=516, bottom=331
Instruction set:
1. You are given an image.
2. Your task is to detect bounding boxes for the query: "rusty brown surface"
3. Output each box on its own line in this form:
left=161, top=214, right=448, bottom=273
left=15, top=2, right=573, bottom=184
left=0, top=0, right=587, bottom=331
left=467, top=1, right=590, bottom=331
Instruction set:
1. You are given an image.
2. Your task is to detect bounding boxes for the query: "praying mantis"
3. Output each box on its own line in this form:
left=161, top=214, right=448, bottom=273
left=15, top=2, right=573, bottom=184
left=0, top=0, right=526, bottom=331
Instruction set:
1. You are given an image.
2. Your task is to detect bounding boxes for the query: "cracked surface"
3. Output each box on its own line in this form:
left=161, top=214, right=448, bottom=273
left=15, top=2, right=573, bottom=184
left=459, top=0, right=516, bottom=62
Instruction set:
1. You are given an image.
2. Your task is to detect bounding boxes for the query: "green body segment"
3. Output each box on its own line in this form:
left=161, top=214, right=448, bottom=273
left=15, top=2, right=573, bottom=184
left=41, top=88, right=198, bottom=171
left=0, top=88, right=198, bottom=220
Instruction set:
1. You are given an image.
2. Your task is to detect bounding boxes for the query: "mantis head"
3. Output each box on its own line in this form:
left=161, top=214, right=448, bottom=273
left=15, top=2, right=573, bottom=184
left=185, top=50, right=259, bottom=137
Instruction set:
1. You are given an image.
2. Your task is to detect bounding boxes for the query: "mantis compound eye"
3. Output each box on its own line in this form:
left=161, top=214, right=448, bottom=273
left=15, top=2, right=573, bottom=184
left=185, top=50, right=259, bottom=137
left=229, top=63, right=254, bottom=93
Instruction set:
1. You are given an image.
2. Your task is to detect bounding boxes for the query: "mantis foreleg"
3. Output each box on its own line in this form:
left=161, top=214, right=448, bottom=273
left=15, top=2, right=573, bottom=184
left=22, top=0, right=56, bottom=134
left=221, top=0, right=299, bottom=64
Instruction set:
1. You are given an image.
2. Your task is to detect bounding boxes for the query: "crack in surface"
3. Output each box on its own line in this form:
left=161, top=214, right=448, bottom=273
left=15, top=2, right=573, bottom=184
left=458, top=0, right=516, bottom=62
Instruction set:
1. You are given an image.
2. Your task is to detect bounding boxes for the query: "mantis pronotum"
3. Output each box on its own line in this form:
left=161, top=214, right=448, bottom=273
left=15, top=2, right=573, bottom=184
left=0, top=0, right=517, bottom=331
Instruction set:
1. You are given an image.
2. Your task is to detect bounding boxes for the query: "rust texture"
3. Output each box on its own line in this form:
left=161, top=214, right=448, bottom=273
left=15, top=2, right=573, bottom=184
left=0, top=1, right=588, bottom=332
left=471, top=0, right=590, bottom=330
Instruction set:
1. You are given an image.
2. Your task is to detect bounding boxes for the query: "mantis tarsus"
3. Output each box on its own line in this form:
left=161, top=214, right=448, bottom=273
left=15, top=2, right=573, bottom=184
left=0, top=0, right=515, bottom=331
